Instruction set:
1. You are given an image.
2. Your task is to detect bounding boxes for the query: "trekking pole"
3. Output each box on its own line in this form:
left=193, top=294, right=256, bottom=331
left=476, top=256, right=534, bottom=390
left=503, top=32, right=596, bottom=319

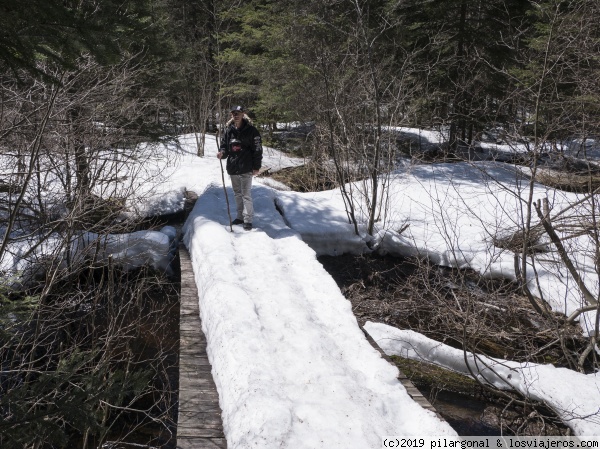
left=219, top=156, right=233, bottom=232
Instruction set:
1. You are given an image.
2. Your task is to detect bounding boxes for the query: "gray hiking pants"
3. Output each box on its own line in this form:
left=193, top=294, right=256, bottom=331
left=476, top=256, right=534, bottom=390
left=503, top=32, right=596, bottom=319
left=230, top=172, right=254, bottom=223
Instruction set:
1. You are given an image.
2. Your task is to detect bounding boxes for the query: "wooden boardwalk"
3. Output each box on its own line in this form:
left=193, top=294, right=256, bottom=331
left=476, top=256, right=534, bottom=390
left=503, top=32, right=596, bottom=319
left=177, top=244, right=227, bottom=449
left=176, top=243, right=439, bottom=448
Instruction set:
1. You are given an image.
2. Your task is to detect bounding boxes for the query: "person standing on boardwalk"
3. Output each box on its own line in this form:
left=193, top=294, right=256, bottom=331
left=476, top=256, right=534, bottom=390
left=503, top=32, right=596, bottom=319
left=217, top=105, right=263, bottom=231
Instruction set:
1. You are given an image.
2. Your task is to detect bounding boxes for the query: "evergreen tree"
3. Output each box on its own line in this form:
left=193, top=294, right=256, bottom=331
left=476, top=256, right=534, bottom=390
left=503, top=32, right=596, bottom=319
left=216, top=0, right=310, bottom=127
left=0, top=0, right=172, bottom=80
left=515, top=0, right=600, bottom=144
left=390, top=0, right=534, bottom=147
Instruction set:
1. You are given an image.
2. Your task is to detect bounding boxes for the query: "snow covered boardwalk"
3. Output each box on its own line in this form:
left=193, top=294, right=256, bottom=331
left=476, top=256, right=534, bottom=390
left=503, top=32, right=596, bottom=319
left=182, top=183, right=456, bottom=449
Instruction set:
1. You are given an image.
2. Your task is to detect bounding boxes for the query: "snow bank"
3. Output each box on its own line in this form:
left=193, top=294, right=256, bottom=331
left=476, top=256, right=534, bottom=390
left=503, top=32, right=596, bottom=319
left=277, top=162, right=599, bottom=335
left=364, top=321, right=600, bottom=436
left=1, top=226, right=178, bottom=289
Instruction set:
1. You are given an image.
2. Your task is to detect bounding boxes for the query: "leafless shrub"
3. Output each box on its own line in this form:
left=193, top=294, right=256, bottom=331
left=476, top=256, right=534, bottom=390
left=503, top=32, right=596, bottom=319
left=0, top=55, right=181, bottom=448
left=0, top=264, right=179, bottom=448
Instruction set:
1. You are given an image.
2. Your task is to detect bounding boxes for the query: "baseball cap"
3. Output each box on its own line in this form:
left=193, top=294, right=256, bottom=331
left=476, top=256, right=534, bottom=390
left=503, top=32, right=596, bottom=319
left=230, top=105, right=245, bottom=113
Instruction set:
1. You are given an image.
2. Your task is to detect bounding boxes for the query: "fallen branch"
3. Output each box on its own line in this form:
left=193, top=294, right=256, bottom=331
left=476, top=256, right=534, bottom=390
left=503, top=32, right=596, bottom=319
left=534, top=198, right=597, bottom=306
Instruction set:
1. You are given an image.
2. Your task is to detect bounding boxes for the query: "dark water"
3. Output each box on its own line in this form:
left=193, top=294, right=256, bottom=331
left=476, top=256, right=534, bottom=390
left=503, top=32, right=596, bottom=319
left=422, top=389, right=502, bottom=436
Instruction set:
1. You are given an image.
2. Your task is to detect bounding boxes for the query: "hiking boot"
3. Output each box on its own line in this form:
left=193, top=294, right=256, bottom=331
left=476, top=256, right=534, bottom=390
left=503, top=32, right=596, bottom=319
left=243, top=222, right=253, bottom=231
left=232, top=218, right=244, bottom=225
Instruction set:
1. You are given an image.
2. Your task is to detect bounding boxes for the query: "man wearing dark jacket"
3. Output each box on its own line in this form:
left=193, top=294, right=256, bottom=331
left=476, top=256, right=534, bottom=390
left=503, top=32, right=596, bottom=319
left=217, top=105, right=263, bottom=230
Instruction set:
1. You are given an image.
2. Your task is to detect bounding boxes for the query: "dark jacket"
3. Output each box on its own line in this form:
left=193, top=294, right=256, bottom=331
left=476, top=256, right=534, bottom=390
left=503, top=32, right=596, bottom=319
left=219, top=119, right=263, bottom=175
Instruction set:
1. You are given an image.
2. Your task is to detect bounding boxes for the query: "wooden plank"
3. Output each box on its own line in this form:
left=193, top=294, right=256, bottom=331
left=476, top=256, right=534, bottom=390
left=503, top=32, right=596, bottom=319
left=178, top=401, right=222, bottom=413
left=179, top=379, right=219, bottom=393
left=180, top=324, right=206, bottom=334
left=179, top=335, right=204, bottom=344
left=179, top=367, right=214, bottom=378
left=177, top=244, right=227, bottom=448
left=180, top=359, right=213, bottom=370
left=180, top=330, right=206, bottom=340
left=177, top=428, right=225, bottom=439
left=179, top=392, right=222, bottom=408
left=177, top=437, right=228, bottom=449
left=178, top=410, right=224, bottom=426
left=179, top=349, right=210, bottom=359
